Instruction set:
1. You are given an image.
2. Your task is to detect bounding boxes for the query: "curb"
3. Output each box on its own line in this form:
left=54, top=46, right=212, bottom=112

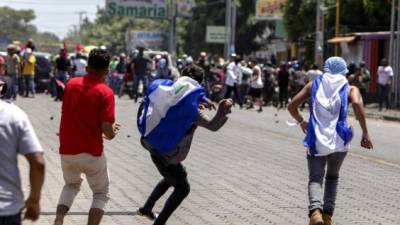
left=349, top=111, right=400, bottom=122
left=382, top=115, right=400, bottom=122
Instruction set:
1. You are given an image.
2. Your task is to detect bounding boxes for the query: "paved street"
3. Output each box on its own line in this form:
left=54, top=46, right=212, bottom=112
left=15, top=95, right=400, bottom=225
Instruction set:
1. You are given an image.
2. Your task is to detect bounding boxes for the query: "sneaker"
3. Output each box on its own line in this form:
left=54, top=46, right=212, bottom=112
left=309, top=209, right=324, bottom=225
left=137, top=207, right=157, bottom=221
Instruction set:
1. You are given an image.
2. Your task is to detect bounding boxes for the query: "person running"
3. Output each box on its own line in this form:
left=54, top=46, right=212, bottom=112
left=137, top=64, right=233, bottom=225
left=54, top=49, right=119, bottom=225
left=21, top=48, right=36, bottom=98
left=288, top=57, right=373, bottom=225
left=247, top=61, right=264, bottom=112
left=0, top=78, right=45, bottom=225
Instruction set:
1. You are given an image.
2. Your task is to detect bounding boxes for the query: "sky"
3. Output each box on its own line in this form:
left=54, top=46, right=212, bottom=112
left=0, top=0, right=106, bottom=39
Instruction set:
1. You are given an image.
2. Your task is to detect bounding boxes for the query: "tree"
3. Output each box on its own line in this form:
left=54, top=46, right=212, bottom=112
left=0, top=6, right=37, bottom=42
left=283, top=0, right=392, bottom=62
left=66, top=8, right=168, bottom=54
left=182, top=0, right=267, bottom=58
left=0, top=6, right=60, bottom=52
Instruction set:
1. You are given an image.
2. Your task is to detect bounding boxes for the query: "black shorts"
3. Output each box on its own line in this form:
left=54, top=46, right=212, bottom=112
left=249, top=88, right=262, bottom=98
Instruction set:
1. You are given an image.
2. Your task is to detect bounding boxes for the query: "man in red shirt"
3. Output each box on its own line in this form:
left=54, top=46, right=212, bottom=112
left=54, top=49, right=119, bottom=225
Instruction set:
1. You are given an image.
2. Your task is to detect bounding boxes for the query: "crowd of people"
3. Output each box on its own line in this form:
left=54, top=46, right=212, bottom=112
left=0, top=48, right=375, bottom=225
left=0, top=40, right=394, bottom=113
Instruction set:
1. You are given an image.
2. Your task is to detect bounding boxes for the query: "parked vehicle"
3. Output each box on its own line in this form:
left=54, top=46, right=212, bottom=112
left=34, top=52, right=52, bottom=93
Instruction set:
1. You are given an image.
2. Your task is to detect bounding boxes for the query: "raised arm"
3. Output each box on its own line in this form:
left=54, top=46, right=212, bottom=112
left=349, top=86, right=373, bottom=149
left=197, top=99, right=233, bottom=131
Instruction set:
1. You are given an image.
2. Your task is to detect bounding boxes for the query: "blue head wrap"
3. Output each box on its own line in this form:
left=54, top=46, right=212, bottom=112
left=324, top=57, right=348, bottom=75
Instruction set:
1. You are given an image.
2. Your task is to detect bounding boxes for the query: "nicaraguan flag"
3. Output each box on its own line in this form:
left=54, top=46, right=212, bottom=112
left=138, top=76, right=206, bottom=153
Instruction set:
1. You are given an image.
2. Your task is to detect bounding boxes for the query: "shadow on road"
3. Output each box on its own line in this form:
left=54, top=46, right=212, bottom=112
left=40, top=211, right=140, bottom=216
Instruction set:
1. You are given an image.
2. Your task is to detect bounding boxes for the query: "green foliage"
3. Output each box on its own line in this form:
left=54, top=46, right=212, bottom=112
left=0, top=6, right=59, bottom=50
left=283, top=0, right=392, bottom=62
left=182, top=0, right=267, bottom=57
left=67, top=8, right=168, bottom=54
left=0, top=6, right=37, bottom=42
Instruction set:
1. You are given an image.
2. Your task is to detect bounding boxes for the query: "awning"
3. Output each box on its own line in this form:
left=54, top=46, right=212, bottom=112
left=327, top=36, right=356, bottom=43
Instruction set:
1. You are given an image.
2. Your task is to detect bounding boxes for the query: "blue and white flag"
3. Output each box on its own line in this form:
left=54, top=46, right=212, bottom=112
left=304, top=57, right=353, bottom=156
left=138, top=76, right=206, bottom=153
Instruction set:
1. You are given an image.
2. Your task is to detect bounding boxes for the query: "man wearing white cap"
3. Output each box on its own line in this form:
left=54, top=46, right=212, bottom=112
left=4, top=44, right=21, bottom=100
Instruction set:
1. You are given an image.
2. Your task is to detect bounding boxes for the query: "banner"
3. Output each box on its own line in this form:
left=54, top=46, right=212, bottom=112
left=126, top=31, right=164, bottom=52
left=177, top=0, right=196, bottom=17
left=255, top=0, right=286, bottom=20
left=106, top=0, right=167, bottom=18
left=206, top=26, right=226, bottom=44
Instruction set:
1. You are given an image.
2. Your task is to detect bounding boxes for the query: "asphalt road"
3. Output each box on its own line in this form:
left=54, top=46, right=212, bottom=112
left=14, top=94, right=400, bottom=225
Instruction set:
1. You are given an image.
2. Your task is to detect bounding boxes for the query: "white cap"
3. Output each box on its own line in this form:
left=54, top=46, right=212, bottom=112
left=185, top=56, right=193, bottom=64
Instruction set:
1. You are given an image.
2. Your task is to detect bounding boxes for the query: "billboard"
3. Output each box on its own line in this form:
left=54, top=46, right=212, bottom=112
left=106, top=0, right=167, bottom=18
left=255, top=0, right=286, bottom=20
left=177, top=0, right=196, bottom=17
left=126, top=31, right=164, bottom=52
left=206, top=26, right=226, bottom=44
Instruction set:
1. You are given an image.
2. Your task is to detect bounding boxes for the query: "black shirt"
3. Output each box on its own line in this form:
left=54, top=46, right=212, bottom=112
left=56, top=57, right=71, bottom=71
left=133, top=55, right=151, bottom=75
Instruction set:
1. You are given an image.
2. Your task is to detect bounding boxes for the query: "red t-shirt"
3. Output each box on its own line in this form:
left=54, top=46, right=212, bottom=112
left=59, top=73, right=115, bottom=156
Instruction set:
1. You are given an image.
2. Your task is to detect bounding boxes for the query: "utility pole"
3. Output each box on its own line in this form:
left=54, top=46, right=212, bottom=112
left=224, top=0, right=236, bottom=60
left=315, top=0, right=324, bottom=66
left=334, top=0, right=340, bottom=56
left=224, top=0, right=232, bottom=60
left=231, top=1, right=236, bottom=55
left=76, top=11, right=87, bottom=44
left=389, top=0, right=396, bottom=67
left=169, top=0, right=177, bottom=56
left=395, top=0, right=400, bottom=107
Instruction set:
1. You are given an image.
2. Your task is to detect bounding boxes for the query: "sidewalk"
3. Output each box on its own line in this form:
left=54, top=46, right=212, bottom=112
left=355, top=103, right=400, bottom=122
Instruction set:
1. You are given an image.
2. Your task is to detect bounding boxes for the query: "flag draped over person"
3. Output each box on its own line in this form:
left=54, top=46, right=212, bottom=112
left=304, top=57, right=353, bottom=156
left=138, top=76, right=207, bottom=153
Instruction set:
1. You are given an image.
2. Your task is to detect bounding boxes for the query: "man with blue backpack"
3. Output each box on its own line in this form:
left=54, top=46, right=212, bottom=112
left=137, top=64, right=233, bottom=225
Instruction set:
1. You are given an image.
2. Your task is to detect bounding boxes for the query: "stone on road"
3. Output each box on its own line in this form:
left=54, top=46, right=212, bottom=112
left=16, top=95, right=400, bottom=225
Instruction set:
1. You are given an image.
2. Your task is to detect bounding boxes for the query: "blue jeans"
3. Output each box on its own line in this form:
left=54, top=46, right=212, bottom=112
left=4, top=74, right=18, bottom=99
left=133, top=74, right=148, bottom=101
left=57, top=70, right=68, bottom=84
left=308, top=152, right=347, bottom=214
left=0, top=213, right=21, bottom=225
left=24, top=76, right=35, bottom=96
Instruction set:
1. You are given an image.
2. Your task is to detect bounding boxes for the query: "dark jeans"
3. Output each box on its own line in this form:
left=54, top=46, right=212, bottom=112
left=0, top=213, right=21, bottom=225
left=279, top=86, right=288, bottom=107
left=377, top=84, right=390, bottom=110
left=133, top=74, right=149, bottom=101
left=224, top=84, right=243, bottom=106
left=143, top=155, right=190, bottom=225
left=308, top=152, right=347, bottom=214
